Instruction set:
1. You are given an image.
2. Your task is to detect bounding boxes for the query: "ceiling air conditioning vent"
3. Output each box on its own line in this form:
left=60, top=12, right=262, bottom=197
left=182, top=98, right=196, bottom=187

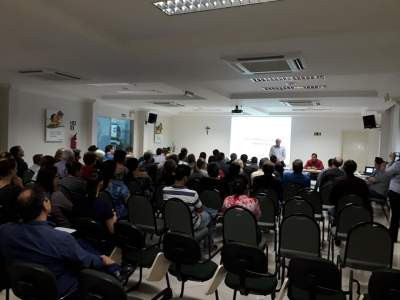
left=18, top=69, right=81, bottom=81
left=152, top=102, right=184, bottom=107
left=280, top=100, right=320, bottom=107
left=225, top=55, right=305, bottom=75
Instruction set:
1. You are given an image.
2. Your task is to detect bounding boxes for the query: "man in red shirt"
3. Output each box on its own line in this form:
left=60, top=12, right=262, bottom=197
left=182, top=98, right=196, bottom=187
left=305, top=153, right=324, bottom=170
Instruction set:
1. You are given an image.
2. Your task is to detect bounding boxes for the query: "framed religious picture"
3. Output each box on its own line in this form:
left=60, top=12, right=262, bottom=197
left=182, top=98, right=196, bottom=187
left=154, top=122, right=163, bottom=144
left=46, top=109, right=65, bottom=142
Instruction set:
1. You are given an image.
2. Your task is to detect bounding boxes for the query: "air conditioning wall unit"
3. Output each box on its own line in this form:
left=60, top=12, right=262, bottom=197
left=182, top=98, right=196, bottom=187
left=280, top=100, right=320, bottom=107
left=224, top=55, right=305, bottom=75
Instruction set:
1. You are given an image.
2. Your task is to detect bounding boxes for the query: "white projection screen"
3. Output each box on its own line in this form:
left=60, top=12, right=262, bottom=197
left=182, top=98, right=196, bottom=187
left=230, top=117, right=292, bottom=163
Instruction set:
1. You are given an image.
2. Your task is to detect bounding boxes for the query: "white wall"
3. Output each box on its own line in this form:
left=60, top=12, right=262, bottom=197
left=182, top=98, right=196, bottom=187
left=0, top=84, right=10, bottom=152
left=8, top=88, right=92, bottom=165
left=143, top=114, right=173, bottom=153
left=291, top=116, right=380, bottom=166
left=380, top=104, right=400, bottom=157
left=171, top=116, right=232, bottom=157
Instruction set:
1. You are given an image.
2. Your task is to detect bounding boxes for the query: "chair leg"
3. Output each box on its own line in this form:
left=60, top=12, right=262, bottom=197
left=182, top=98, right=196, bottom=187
left=233, top=290, right=237, bottom=300
left=180, top=281, right=185, bottom=298
left=215, top=289, right=219, bottom=300
left=327, top=232, right=331, bottom=260
left=274, top=228, right=277, bottom=253
left=382, top=204, right=389, bottom=221
left=166, top=273, right=171, bottom=288
left=126, top=267, right=143, bottom=292
left=349, top=269, right=354, bottom=300
left=322, top=216, right=325, bottom=242
left=6, top=288, right=9, bottom=300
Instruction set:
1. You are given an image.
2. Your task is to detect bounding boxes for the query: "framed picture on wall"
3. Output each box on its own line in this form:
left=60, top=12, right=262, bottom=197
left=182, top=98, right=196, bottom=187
left=154, top=122, right=163, bottom=144
left=45, top=109, right=65, bottom=142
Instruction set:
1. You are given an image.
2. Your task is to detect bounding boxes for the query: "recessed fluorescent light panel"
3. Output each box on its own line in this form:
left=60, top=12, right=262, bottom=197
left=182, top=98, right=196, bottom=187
left=153, top=0, right=280, bottom=16
left=87, top=83, right=131, bottom=87
left=251, top=74, right=325, bottom=83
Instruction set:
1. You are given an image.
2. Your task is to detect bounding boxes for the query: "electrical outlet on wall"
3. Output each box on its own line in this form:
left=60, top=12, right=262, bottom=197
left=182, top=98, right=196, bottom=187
left=314, top=132, right=322, bottom=136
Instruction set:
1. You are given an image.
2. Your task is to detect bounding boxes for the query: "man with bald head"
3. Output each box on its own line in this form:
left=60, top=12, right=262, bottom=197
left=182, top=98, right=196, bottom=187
left=269, top=138, right=286, bottom=164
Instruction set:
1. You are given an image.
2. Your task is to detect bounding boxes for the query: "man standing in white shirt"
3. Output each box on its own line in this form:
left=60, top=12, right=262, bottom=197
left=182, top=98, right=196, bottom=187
left=269, top=138, right=286, bottom=164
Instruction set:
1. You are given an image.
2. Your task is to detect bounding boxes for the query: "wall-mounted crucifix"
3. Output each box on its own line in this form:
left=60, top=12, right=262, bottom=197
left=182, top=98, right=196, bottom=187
left=205, top=126, right=211, bottom=135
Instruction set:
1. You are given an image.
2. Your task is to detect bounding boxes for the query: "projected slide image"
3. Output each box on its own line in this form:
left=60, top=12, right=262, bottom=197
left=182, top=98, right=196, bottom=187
left=230, top=117, right=291, bottom=162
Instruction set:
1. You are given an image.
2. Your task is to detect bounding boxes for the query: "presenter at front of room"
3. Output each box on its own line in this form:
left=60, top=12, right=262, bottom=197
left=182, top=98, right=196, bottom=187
left=269, top=138, right=286, bottom=164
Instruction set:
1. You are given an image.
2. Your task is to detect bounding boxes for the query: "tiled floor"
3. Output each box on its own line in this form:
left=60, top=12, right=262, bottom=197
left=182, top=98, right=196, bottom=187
left=2, top=204, right=399, bottom=300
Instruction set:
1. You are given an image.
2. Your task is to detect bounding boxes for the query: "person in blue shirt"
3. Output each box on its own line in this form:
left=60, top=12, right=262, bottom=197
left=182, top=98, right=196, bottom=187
left=283, top=159, right=311, bottom=188
left=0, top=186, right=117, bottom=298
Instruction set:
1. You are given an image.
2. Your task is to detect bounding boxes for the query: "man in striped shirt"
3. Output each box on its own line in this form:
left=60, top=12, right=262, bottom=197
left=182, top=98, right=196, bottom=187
left=163, top=165, right=211, bottom=231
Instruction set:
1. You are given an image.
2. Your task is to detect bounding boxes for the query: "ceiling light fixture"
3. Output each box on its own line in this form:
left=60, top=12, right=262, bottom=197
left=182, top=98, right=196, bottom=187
left=153, top=0, right=280, bottom=16
left=117, top=90, right=161, bottom=94
left=87, top=83, right=131, bottom=87
left=251, top=74, right=325, bottom=83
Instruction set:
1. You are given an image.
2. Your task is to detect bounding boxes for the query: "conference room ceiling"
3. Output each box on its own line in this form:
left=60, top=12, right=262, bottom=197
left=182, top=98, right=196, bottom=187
left=0, top=0, right=399, bottom=115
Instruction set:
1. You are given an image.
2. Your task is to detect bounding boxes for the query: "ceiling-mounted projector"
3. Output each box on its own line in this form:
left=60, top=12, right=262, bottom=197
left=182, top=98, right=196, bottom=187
left=232, top=105, right=243, bottom=114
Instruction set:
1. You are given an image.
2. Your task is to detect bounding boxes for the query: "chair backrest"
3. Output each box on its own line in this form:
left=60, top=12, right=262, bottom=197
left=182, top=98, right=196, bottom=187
left=74, top=218, right=111, bottom=253
left=154, top=185, right=165, bottom=212
left=22, top=169, right=35, bottom=185
left=187, top=177, right=202, bottom=193
left=344, top=222, right=393, bottom=271
left=8, top=262, right=58, bottom=300
left=128, top=194, right=156, bottom=229
left=337, top=194, right=364, bottom=212
left=200, top=190, right=223, bottom=210
left=163, top=232, right=201, bottom=265
left=368, top=270, right=400, bottom=300
left=163, top=198, right=194, bottom=236
left=256, top=194, right=276, bottom=226
left=287, top=257, right=343, bottom=300
left=113, top=221, right=145, bottom=252
left=279, top=214, right=321, bottom=258
left=255, top=189, right=279, bottom=214
left=79, top=269, right=127, bottom=300
left=283, top=182, right=305, bottom=203
left=223, top=206, right=259, bottom=246
left=336, top=204, right=372, bottom=238
left=221, top=242, right=269, bottom=276
left=304, top=189, right=322, bottom=215
left=283, top=198, right=314, bottom=219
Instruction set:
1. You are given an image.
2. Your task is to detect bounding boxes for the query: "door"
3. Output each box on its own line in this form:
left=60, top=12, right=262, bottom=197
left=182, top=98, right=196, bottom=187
left=342, top=130, right=368, bottom=172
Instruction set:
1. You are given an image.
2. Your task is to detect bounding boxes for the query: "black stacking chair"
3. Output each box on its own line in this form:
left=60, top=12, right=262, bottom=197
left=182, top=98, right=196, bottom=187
left=163, top=232, right=219, bottom=299
left=283, top=198, right=314, bottom=219
left=336, top=194, right=364, bottom=213
left=222, top=242, right=278, bottom=300
left=361, top=269, right=400, bottom=300
left=338, top=222, right=393, bottom=300
left=304, top=188, right=326, bottom=241
left=98, top=190, right=114, bottom=208
left=8, top=262, right=75, bottom=300
left=22, top=169, right=35, bottom=185
left=256, top=192, right=278, bottom=252
left=278, top=214, right=321, bottom=281
left=328, top=204, right=372, bottom=261
left=283, top=182, right=305, bottom=203
left=114, top=221, right=159, bottom=291
left=127, top=194, right=165, bottom=241
left=73, top=217, right=114, bottom=255
left=319, top=182, right=334, bottom=209
left=200, top=189, right=223, bottom=211
left=279, top=257, right=345, bottom=300
left=79, top=269, right=141, bottom=300
left=0, top=257, right=10, bottom=300
left=223, top=206, right=266, bottom=250
left=369, top=196, right=390, bottom=221
left=163, top=198, right=211, bottom=257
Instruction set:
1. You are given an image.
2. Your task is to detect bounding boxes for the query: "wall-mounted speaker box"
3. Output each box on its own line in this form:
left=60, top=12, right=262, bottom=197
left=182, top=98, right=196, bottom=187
left=148, top=113, right=158, bottom=124
left=363, top=115, right=376, bottom=129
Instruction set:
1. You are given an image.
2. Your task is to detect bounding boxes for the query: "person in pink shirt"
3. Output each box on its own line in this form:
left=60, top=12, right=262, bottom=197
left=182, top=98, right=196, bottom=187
left=305, top=153, right=324, bottom=170
left=222, top=176, right=261, bottom=220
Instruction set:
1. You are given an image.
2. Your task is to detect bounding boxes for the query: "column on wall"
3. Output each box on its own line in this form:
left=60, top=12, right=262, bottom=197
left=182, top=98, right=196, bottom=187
left=0, top=84, right=10, bottom=152
left=133, top=110, right=147, bottom=157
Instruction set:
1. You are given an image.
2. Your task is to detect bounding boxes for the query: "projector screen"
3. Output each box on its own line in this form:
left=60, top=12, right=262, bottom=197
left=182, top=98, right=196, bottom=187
left=230, top=116, right=292, bottom=163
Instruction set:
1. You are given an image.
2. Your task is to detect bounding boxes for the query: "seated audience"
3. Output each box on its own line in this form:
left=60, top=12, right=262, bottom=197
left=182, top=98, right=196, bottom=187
left=104, top=144, right=115, bottom=161
left=178, top=151, right=188, bottom=165
left=114, top=149, right=128, bottom=180
left=0, top=187, right=118, bottom=298
left=9, top=145, right=28, bottom=178
left=387, top=152, right=397, bottom=168
left=73, top=149, right=82, bottom=163
left=222, top=176, right=261, bottom=220
left=200, top=162, right=226, bottom=197
left=60, top=161, right=87, bottom=205
left=305, top=153, right=324, bottom=170
left=245, top=157, right=258, bottom=176
left=228, top=153, right=237, bottom=165
left=157, top=158, right=177, bottom=186
left=140, top=151, right=158, bottom=182
left=316, top=157, right=345, bottom=189
left=88, top=145, right=98, bottom=152
left=81, top=151, right=100, bottom=184
left=329, top=160, right=371, bottom=212
left=153, top=148, right=166, bottom=167
left=270, top=154, right=284, bottom=179
left=212, top=149, right=220, bottom=158
left=250, top=157, right=269, bottom=185
left=55, top=149, right=74, bottom=178
left=208, top=155, right=216, bottom=163
left=40, top=155, right=56, bottom=169
left=367, top=157, right=390, bottom=199
left=216, top=152, right=229, bottom=176
left=102, top=160, right=130, bottom=219
left=36, top=166, right=73, bottom=228
left=180, top=147, right=189, bottom=161
left=283, top=159, right=311, bottom=188
left=199, top=152, right=207, bottom=161
left=187, top=153, right=196, bottom=170
left=54, top=148, right=64, bottom=163
left=252, top=161, right=283, bottom=200
left=191, top=158, right=208, bottom=178
left=163, top=165, right=212, bottom=234
left=126, top=157, right=153, bottom=197
left=0, top=154, right=23, bottom=223
left=125, top=146, right=134, bottom=158
left=30, top=153, right=43, bottom=181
